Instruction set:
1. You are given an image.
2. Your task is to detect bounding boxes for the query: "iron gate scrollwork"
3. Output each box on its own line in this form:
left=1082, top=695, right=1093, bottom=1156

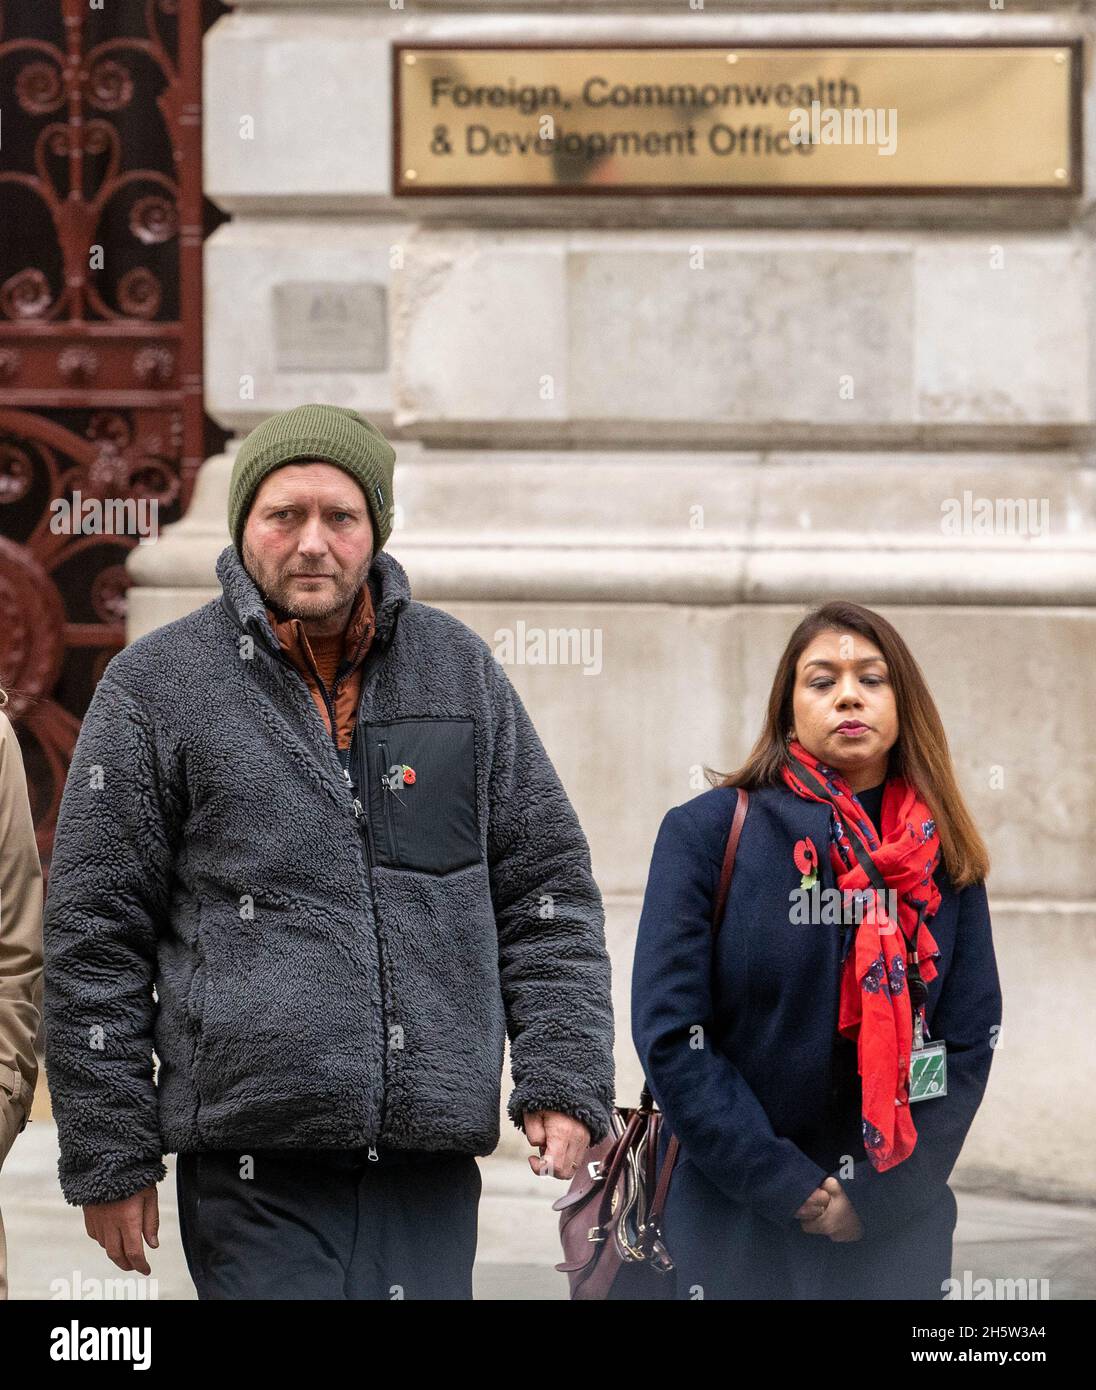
left=0, top=0, right=217, bottom=868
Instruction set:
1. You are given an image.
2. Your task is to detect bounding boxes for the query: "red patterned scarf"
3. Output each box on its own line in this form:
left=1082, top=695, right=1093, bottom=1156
left=782, top=741, right=942, bottom=1171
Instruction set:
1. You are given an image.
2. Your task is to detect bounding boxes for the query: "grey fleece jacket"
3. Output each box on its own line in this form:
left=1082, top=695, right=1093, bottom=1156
left=42, top=543, right=616, bottom=1206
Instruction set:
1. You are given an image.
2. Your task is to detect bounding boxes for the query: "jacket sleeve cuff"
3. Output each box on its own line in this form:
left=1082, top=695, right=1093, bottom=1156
left=507, top=1083, right=615, bottom=1147
left=750, top=1153, right=831, bottom=1228
left=59, top=1156, right=167, bottom=1208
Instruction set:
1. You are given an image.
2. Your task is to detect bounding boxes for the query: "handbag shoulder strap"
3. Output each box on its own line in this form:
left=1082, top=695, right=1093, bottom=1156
left=712, top=785, right=749, bottom=934
left=639, top=785, right=750, bottom=1114
left=643, top=785, right=750, bottom=1241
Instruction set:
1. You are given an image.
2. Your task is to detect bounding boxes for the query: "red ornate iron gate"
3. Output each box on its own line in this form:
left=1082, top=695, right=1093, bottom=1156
left=0, top=0, right=220, bottom=869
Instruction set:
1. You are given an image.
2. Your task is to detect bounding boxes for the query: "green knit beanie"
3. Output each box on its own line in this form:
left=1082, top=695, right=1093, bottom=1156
left=228, top=404, right=396, bottom=554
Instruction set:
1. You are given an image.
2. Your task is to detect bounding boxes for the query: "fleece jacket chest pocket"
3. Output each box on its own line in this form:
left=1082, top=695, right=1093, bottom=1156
left=362, top=717, right=482, bottom=874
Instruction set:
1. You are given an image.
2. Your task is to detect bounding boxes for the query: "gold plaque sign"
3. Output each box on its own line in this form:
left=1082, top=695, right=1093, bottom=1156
left=393, top=44, right=1078, bottom=195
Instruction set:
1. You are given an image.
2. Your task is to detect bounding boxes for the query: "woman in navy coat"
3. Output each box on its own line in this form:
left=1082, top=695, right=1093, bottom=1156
left=631, top=600, right=1002, bottom=1300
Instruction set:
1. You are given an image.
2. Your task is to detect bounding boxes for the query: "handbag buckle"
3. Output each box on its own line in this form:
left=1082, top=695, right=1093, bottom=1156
left=587, top=1225, right=606, bottom=1243
left=587, top=1159, right=604, bottom=1180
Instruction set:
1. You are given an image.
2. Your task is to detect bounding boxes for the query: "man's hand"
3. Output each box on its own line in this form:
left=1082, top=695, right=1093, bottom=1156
left=83, top=1185, right=159, bottom=1274
left=796, top=1175, right=863, bottom=1242
left=523, top=1110, right=590, bottom=1181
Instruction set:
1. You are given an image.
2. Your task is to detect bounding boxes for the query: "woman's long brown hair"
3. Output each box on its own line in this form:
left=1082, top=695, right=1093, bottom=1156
left=711, top=601, right=990, bottom=888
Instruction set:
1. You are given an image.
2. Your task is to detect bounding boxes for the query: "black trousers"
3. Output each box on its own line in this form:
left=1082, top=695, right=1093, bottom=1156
left=175, top=1146, right=481, bottom=1300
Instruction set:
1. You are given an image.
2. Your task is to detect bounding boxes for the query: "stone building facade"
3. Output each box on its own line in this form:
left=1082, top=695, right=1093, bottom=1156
left=129, top=1, right=1096, bottom=1198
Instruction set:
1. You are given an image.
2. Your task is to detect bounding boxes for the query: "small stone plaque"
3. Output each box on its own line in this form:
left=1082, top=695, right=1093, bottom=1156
left=273, top=282, right=388, bottom=373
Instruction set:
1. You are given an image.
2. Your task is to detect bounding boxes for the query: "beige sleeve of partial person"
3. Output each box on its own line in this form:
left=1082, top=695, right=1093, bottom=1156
left=0, top=707, right=43, bottom=1115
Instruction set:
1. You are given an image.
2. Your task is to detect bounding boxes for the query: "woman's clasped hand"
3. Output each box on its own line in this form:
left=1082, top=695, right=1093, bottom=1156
left=795, top=1176, right=865, bottom=1242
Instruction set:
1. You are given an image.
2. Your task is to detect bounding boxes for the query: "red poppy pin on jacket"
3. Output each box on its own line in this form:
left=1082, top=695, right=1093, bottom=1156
left=794, top=837, right=819, bottom=890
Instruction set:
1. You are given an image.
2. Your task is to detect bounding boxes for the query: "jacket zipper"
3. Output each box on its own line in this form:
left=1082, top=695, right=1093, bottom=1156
left=349, top=615, right=401, bottom=1147
left=297, top=645, right=341, bottom=754
left=344, top=762, right=384, bottom=1160
left=265, top=616, right=401, bottom=1154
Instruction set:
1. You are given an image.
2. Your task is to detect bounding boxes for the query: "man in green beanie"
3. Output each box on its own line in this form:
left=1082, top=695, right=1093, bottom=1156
left=43, top=403, right=616, bottom=1301
left=224, top=404, right=397, bottom=760
left=228, top=402, right=396, bottom=558
left=229, top=402, right=394, bottom=632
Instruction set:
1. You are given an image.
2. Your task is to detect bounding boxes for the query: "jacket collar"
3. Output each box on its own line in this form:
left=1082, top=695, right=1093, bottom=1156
left=216, top=543, right=410, bottom=659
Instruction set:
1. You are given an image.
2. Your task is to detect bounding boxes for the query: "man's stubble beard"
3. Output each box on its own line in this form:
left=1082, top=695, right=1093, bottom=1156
left=242, top=536, right=373, bottom=622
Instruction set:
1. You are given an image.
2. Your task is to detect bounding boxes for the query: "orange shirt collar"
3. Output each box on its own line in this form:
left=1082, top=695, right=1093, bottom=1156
left=266, top=580, right=376, bottom=683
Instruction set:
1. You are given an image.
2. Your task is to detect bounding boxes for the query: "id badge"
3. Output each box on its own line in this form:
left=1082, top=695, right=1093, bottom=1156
left=909, top=1041, right=947, bottom=1103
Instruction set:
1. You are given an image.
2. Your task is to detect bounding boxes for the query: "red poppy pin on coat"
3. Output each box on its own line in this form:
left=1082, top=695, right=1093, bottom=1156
left=794, top=837, right=819, bottom=890
left=383, top=764, right=416, bottom=791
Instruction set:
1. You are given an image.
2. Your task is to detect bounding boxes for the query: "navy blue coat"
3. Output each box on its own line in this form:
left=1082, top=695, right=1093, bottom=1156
left=631, top=784, right=1002, bottom=1300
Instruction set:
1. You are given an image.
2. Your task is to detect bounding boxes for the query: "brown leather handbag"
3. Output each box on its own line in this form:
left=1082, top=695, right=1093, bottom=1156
left=552, top=788, right=750, bottom=1300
